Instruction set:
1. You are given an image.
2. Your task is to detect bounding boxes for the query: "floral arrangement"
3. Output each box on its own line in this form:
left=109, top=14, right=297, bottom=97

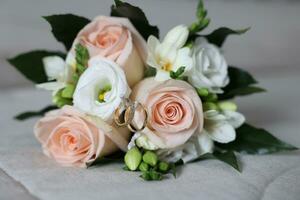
left=9, top=0, right=297, bottom=181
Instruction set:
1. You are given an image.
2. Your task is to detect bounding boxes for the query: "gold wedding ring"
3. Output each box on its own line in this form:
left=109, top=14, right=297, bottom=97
left=125, top=102, right=148, bottom=132
left=114, top=98, right=148, bottom=132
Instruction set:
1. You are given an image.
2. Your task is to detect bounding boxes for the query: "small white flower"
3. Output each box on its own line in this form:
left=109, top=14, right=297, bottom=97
left=73, top=56, right=130, bottom=121
left=128, top=133, right=159, bottom=151
left=188, top=38, right=229, bottom=93
left=36, top=53, right=76, bottom=94
left=202, top=110, right=245, bottom=143
left=157, top=110, right=245, bottom=163
left=147, top=25, right=193, bottom=81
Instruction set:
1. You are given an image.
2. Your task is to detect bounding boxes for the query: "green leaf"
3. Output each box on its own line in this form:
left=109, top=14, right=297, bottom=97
left=192, top=151, right=240, bottom=171
left=219, top=66, right=266, bottom=100
left=216, top=123, right=298, bottom=154
left=144, top=67, right=157, bottom=78
left=140, top=170, right=163, bottom=181
left=8, top=50, right=65, bottom=83
left=61, top=84, right=75, bottom=99
left=170, top=66, right=186, bottom=80
left=14, top=105, right=58, bottom=121
left=204, top=27, right=250, bottom=47
left=213, top=151, right=240, bottom=172
left=43, top=14, right=90, bottom=50
left=221, top=86, right=266, bottom=99
left=111, top=1, right=159, bottom=40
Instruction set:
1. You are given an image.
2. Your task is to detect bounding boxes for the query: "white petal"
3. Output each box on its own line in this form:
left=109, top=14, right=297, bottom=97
left=223, top=110, right=245, bottom=128
left=195, top=132, right=214, bottom=154
left=163, top=25, right=189, bottom=49
left=204, top=110, right=227, bottom=122
left=208, top=122, right=236, bottom=143
left=36, top=82, right=66, bottom=92
left=42, top=56, right=65, bottom=80
left=154, top=69, right=171, bottom=81
left=147, top=35, right=160, bottom=53
left=73, top=57, right=130, bottom=120
left=173, top=47, right=193, bottom=72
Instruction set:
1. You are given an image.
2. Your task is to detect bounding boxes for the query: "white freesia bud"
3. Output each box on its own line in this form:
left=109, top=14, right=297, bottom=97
left=43, top=56, right=65, bottom=81
left=73, top=56, right=130, bottom=121
left=188, top=38, right=229, bottom=93
left=157, top=110, right=245, bottom=163
left=37, top=54, right=76, bottom=94
left=146, top=25, right=193, bottom=82
left=163, top=25, right=189, bottom=48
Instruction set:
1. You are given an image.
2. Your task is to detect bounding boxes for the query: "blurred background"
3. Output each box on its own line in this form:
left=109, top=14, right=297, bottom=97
left=1, top=0, right=299, bottom=89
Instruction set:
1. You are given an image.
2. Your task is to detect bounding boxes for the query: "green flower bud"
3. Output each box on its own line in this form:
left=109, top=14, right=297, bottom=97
left=142, top=151, right=158, bottom=167
left=218, top=101, right=237, bottom=111
left=124, top=147, right=142, bottom=171
left=158, top=161, right=169, bottom=172
left=138, top=162, right=149, bottom=172
left=61, top=84, right=75, bottom=99
left=203, top=102, right=218, bottom=111
left=197, top=88, right=209, bottom=97
left=53, top=90, right=72, bottom=108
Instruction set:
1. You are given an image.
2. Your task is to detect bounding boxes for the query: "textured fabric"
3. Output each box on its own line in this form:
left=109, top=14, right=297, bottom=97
left=0, top=74, right=300, bottom=200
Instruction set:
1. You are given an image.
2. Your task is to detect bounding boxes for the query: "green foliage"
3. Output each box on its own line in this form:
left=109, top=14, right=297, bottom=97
left=144, top=67, right=157, bottom=78
left=140, top=169, right=163, bottom=181
left=204, top=27, right=250, bottom=47
left=216, top=123, right=298, bottom=154
left=219, top=66, right=266, bottom=100
left=75, top=43, right=90, bottom=75
left=8, top=51, right=65, bottom=83
left=43, top=14, right=90, bottom=50
left=53, top=89, right=73, bottom=108
left=111, top=0, right=159, bottom=40
left=14, top=105, right=58, bottom=121
left=193, top=151, right=240, bottom=171
left=170, top=67, right=187, bottom=80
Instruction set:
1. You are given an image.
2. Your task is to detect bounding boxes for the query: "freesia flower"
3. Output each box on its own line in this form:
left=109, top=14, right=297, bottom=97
left=36, top=53, right=76, bottom=94
left=73, top=56, right=130, bottom=121
left=34, top=106, right=130, bottom=168
left=156, top=109, right=245, bottom=163
left=71, top=16, right=147, bottom=86
left=146, top=25, right=193, bottom=81
left=130, top=78, right=204, bottom=149
left=188, top=38, right=229, bottom=93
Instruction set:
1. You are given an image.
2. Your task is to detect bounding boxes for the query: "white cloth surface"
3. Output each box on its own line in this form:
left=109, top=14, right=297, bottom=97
left=0, top=73, right=300, bottom=200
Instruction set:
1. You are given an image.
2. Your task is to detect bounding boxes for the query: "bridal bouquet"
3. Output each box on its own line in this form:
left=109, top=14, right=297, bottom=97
left=9, top=0, right=297, bottom=181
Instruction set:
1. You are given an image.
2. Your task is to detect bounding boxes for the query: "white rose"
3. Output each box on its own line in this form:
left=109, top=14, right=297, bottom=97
left=147, top=25, right=193, bottom=81
left=188, top=38, right=229, bottom=93
left=73, top=56, right=130, bottom=121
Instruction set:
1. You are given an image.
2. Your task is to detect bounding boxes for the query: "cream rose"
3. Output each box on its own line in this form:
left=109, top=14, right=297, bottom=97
left=131, top=78, right=204, bottom=149
left=34, top=106, right=130, bottom=168
left=72, top=16, right=147, bottom=87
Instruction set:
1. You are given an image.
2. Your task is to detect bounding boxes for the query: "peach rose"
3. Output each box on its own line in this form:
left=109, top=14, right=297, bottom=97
left=34, top=106, right=130, bottom=167
left=72, top=16, right=147, bottom=87
left=131, top=78, right=204, bottom=149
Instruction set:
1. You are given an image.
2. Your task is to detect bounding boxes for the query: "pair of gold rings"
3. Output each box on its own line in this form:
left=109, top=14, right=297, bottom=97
left=114, top=98, right=148, bottom=132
